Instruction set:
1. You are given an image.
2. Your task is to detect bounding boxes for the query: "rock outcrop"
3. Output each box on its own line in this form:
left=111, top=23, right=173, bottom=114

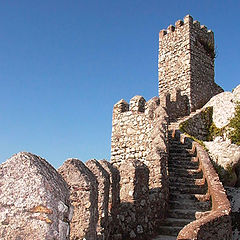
left=204, top=138, right=240, bottom=186
left=0, top=152, right=72, bottom=240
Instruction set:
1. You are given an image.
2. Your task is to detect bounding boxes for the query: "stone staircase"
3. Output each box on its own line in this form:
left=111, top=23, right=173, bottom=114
left=152, top=132, right=211, bottom=240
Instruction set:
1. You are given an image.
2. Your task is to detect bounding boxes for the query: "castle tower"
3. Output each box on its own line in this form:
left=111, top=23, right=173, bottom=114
left=158, top=15, right=223, bottom=112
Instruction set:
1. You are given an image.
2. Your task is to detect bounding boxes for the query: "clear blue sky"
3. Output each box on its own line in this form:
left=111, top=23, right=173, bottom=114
left=0, top=0, right=239, bottom=168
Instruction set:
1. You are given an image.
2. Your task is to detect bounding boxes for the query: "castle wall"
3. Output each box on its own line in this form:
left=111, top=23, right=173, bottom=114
left=111, top=96, right=154, bottom=169
left=158, top=15, right=223, bottom=112
left=111, top=95, right=169, bottom=233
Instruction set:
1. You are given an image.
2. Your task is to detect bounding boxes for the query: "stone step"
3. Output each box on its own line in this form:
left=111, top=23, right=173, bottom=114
left=152, top=235, right=176, bottom=240
left=162, top=217, right=193, bottom=227
left=169, top=200, right=211, bottom=211
left=170, top=192, right=206, bottom=201
left=169, top=143, right=192, bottom=149
left=168, top=141, right=192, bottom=148
left=170, top=181, right=206, bottom=190
left=169, top=159, right=199, bottom=166
left=168, top=168, right=203, bottom=178
left=152, top=132, right=211, bottom=240
left=169, top=149, right=194, bottom=154
left=169, top=162, right=199, bottom=170
left=169, top=176, right=203, bottom=184
left=157, top=226, right=181, bottom=236
left=169, top=155, right=195, bottom=161
left=168, top=209, right=197, bottom=219
left=170, top=185, right=207, bottom=195
left=169, top=152, right=194, bottom=157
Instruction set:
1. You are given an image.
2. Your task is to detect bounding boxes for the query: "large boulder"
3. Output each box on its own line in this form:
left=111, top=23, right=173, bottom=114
left=204, top=137, right=240, bottom=187
left=204, top=84, right=240, bottom=129
left=205, top=92, right=235, bottom=128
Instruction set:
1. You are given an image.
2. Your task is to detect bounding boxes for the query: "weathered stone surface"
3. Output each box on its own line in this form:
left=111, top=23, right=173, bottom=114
left=99, top=160, right=120, bottom=224
left=203, top=85, right=240, bottom=129
left=111, top=96, right=155, bottom=169
left=86, top=159, right=110, bottom=240
left=0, top=152, right=71, bottom=240
left=205, top=91, right=235, bottom=128
left=204, top=137, right=240, bottom=187
left=58, top=158, right=98, bottom=240
left=225, top=187, right=240, bottom=240
left=178, top=107, right=213, bottom=141
left=99, top=160, right=120, bottom=237
left=118, top=159, right=150, bottom=239
left=233, top=84, right=240, bottom=103
left=129, top=96, right=146, bottom=113
left=111, top=96, right=169, bottom=236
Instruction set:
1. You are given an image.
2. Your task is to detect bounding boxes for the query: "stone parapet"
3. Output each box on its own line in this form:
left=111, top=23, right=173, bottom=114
left=86, top=159, right=110, bottom=240
left=99, top=160, right=121, bottom=238
left=58, top=158, right=98, bottom=240
left=111, top=97, right=169, bottom=237
left=111, top=96, right=160, bottom=168
left=117, top=159, right=150, bottom=239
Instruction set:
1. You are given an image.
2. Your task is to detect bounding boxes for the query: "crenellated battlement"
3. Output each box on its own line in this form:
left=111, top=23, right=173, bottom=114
left=159, top=15, right=213, bottom=41
left=113, top=99, right=129, bottom=114
left=113, top=95, right=160, bottom=121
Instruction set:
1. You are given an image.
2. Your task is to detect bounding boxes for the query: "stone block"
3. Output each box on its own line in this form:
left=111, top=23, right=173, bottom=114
left=117, top=159, right=150, bottom=239
left=86, top=159, right=110, bottom=240
left=58, top=158, right=98, bottom=240
left=113, top=99, right=129, bottom=115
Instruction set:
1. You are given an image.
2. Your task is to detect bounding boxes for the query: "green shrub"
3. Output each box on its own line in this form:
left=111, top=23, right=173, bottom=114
left=229, top=102, right=240, bottom=145
left=208, top=122, right=224, bottom=141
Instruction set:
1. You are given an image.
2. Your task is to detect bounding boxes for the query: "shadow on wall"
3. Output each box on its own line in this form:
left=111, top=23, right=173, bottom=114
left=164, top=89, right=190, bottom=122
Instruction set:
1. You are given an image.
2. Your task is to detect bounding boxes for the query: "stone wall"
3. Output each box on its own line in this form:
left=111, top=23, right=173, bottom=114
left=111, top=95, right=169, bottom=234
left=158, top=15, right=223, bottom=112
left=1, top=148, right=168, bottom=240
left=111, top=96, right=154, bottom=168
left=179, top=107, right=213, bottom=141
left=163, top=88, right=190, bottom=121
left=0, top=153, right=119, bottom=240
left=117, top=159, right=150, bottom=239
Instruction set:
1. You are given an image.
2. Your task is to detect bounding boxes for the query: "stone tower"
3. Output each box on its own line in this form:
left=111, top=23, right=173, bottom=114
left=158, top=15, right=223, bottom=112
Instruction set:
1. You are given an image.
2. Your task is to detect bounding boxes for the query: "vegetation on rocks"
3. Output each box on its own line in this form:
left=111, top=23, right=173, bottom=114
left=208, top=122, right=225, bottom=141
left=229, top=102, right=240, bottom=146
